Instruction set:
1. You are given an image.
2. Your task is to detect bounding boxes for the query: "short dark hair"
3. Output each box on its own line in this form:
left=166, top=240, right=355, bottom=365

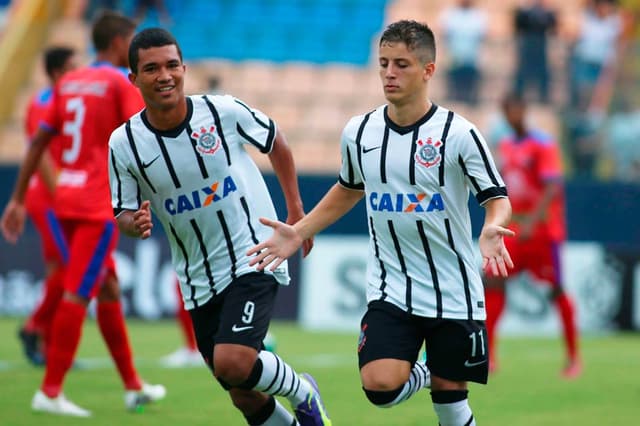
left=379, top=20, right=436, bottom=64
left=128, top=27, right=183, bottom=73
left=91, top=10, right=137, bottom=52
left=44, top=46, right=75, bottom=79
left=501, top=93, right=526, bottom=111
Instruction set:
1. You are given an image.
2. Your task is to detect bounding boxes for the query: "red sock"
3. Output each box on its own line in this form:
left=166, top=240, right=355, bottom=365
left=555, top=292, right=579, bottom=362
left=485, top=288, right=506, bottom=365
left=41, top=299, right=86, bottom=398
left=176, top=304, right=197, bottom=351
left=30, top=268, right=65, bottom=345
left=97, top=301, right=142, bottom=390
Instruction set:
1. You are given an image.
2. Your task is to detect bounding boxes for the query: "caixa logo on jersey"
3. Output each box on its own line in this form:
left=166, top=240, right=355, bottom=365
left=164, top=176, right=237, bottom=215
left=369, top=192, right=445, bottom=213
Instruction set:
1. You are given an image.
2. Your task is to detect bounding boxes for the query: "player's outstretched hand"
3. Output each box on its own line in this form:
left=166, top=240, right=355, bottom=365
left=247, top=217, right=303, bottom=272
left=0, top=200, right=26, bottom=244
left=133, top=200, right=153, bottom=239
left=479, top=224, right=515, bottom=278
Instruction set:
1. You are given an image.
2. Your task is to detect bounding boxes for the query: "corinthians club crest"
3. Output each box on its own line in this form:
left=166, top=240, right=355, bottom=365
left=192, top=125, right=221, bottom=155
left=415, top=137, right=442, bottom=168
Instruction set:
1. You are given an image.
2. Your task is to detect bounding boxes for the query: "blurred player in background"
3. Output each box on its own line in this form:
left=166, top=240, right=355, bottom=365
left=1, top=11, right=165, bottom=417
left=110, top=27, right=330, bottom=426
left=484, top=94, right=581, bottom=379
left=18, top=46, right=78, bottom=367
left=249, top=20, right=514, bottom=426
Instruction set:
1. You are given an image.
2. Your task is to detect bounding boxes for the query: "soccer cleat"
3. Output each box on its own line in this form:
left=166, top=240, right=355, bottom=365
left=561, top=359, right=582, bottom=380
left=159, top=347, right=202, bottom=368
left=124, top=382, right=167, bottom=412
left=31, top=390, right=91, bottom=417
left=18, top=327, right=45, bottom=366
left=294, top=373, right=332, bottom=426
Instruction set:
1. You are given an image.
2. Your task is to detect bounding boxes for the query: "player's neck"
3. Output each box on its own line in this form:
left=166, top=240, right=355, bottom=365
left=387, top=99, right=432, bottom=127
left=146, top=99, right=188, bottom=131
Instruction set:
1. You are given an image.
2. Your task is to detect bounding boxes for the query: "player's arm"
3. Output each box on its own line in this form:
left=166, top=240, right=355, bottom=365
left=267, top=128, right=313, bottom=256
left=38, top=150, right=58, bottom=195
left=479, top=197, right=515, bottom=278
left=1, top=127, right=53, bottom=243
left=115, top=201, right=153, bottom=239
left=248, top=183, right=363, bottom=271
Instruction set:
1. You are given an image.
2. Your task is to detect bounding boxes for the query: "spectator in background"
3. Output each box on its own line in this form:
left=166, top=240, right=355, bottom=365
left=569, top=0, right=623, bottom=109
left=512, top=0, right=557, bottom=104
left=134, top=0, right=171, bottom=25
left=439, top=0, right=487, bottom=105
left=485, top=94, right=581, bottom=379
left=17, top=46, right=78, bottom=367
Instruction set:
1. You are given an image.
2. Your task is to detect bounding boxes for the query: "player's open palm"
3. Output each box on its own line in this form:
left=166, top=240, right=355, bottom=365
left=479, top=224, right=515, bottom=278
left=247, top=217, right=303, bottom=271
left=1, top=200, right=26, bottom=244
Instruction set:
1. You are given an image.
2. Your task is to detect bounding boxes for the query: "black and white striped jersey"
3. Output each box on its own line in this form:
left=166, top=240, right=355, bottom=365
left=108, top=95, right=289, bottom=309
left=339, top=104, right=507, bottom=320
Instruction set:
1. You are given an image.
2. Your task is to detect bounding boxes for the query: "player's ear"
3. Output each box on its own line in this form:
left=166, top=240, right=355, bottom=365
left=423, top=62, right=435, bottom=82
left=128, top=72, right=137, bottom=85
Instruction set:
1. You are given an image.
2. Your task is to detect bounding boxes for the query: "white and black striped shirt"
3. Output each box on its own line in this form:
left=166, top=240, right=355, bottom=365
left=108, top=95, right=289, bottom=309
left=339, top=104, right=507, bottom=320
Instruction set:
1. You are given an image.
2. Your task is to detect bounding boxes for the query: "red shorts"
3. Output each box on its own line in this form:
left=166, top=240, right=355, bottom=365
left=59, top=218, right=119, bottom=299
left=505, top=235, right=562, bottom=287
left=25, top=191, right=68, bottom=265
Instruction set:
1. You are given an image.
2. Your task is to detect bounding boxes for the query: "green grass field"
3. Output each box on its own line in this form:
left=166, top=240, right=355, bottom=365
left=0, top=317, right=637, bottom=425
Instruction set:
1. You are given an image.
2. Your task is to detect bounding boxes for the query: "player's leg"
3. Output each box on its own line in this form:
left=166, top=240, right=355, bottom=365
left=426, top=319, right=489, bottom=426
left=19, top=207, right=68, bottom=365
left=483, top=235, right=521, bottom=373
left=95, top=228, right=166, bottom=409
left=191, top=272, right=328, bottom=425
left=160, top=279, right=201, bottom=367
left=534, top=241, right=581, bottom=378
left=358, top=301, right=430, bottom=409
left=34, top=219, right=107, bottom=416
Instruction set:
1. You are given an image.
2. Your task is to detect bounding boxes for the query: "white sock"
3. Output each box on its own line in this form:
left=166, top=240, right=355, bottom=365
left=433, top=399, right=476, bottom=426
left=257, top=399, right=299, bottom=426
left=382, top=361, right=431, bottom=407
left=253, top=351, right=310, bottom=406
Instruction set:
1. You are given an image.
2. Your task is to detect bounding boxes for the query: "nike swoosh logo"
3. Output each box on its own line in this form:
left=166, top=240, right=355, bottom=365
left=231, top=324, right=254, bottom=332
left=464, top=359, right=487, bottom=367
left=362, top=146, right=381, bottom=153
left=141, top=155, right=160, bottom=169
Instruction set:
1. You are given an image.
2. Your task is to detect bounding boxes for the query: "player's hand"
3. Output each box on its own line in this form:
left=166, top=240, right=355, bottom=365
left=285, top=212, right=314, bottom=257
left=133, top=200, right=153, bottom=239
left=0, top=199, right=26, bottom=244
left=479, top=224, right=515, bottom=278
left=247, top=217, right=303, bottom=272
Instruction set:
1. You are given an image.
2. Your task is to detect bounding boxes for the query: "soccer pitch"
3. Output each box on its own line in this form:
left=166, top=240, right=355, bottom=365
left=0, top=317, right=636, bottom=425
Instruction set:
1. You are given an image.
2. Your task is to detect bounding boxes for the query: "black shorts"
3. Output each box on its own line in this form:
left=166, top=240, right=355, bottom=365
left=358, top=300, right=489, bottom=384
left=189, top=272, right=277, bottom=371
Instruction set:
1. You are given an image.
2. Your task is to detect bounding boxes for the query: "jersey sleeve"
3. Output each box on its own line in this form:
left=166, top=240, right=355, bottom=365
left=109, top=129, right=140, bottom=216
left=338, top=117, right=364, bottom=190
left=537, top=139, right=563, bottom=182
left=458, top=125, right=507, bottom=205
left=227, top=95, right=277, bottom=153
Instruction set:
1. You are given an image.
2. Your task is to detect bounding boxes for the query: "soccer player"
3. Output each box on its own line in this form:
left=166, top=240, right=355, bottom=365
left=18, top=46, right=78, bottom=366
left=248, top=20, right=514, bottom=426
left=484, top=94, right=581, bottom=379
left=1, top=11, right=165, bottom=417
left=108, top=28, right=331, bottom=426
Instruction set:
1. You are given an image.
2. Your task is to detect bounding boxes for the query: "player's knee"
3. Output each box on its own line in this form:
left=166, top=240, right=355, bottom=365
left=363, top=386, right=404, bottom=408
left=214, top=347, right=258, bottom=386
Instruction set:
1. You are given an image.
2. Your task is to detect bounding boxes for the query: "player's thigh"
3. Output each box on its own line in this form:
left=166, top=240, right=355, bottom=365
left=504, top=236, right=525, bottom=276
left=424, top=318, right=488, bottom=386
left=27, top=203, right=68, bottom=265
left=60, top=219, right=118, bottom=299
left=522, top=238, right=563, bottom=287
left=358, top=300, right=422, bottom=385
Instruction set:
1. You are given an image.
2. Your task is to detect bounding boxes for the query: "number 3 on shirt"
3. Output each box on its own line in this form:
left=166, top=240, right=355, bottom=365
left=62, top=97, right=86, bottom=164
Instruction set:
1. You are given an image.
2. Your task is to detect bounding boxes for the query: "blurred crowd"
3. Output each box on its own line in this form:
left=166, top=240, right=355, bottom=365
left=439, top=0, right=640, bottom=183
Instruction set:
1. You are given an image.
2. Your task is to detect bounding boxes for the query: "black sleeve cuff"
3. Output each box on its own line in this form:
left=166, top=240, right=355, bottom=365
left=476, top=186, right=508, bottom=205
left=338, top=175, right=364, bottom=190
